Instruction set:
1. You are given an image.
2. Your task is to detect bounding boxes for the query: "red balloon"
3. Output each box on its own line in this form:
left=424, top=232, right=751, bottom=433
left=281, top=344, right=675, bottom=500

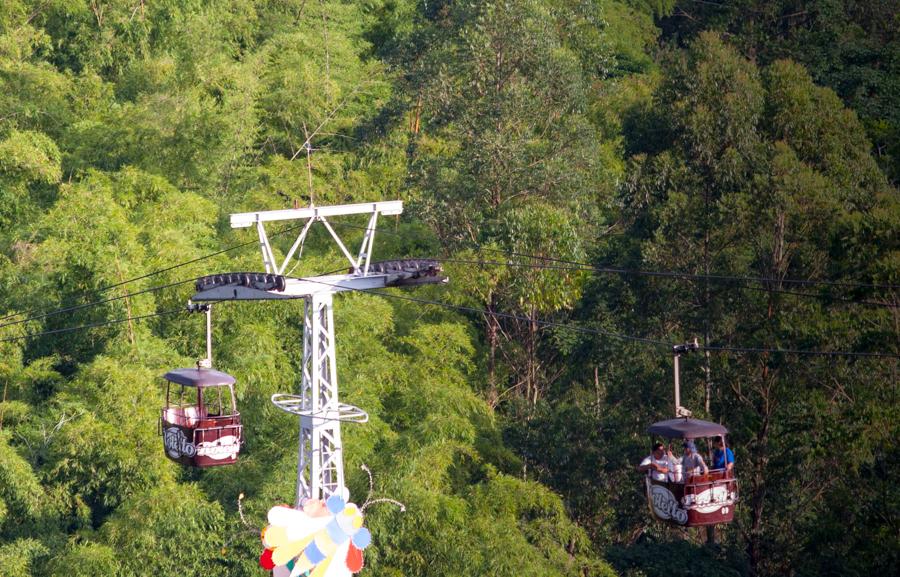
left=346, top=543, right=364, bottom=572
left=259, top=548, right=275, bottom=570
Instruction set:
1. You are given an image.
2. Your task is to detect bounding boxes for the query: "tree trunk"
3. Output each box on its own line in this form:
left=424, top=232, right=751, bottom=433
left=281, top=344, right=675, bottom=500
left=704, top=186, right=712, bottom=414
left=748, top=405, right=770, bottom=576
left=0, top=379, right=7, bottom=431
left=486, top=293, right=499, bottom=407
left=529, top=305, right=539, bottom=405
left=116, top=257, right=136, bottom=347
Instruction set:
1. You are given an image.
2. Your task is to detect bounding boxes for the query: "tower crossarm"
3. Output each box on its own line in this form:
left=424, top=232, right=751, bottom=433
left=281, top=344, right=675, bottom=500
left=230, top=201, right=403, bottom=275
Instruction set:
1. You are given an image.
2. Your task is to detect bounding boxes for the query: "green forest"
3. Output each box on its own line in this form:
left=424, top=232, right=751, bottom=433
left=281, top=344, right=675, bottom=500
left=0, top=1, right=897, bottom=576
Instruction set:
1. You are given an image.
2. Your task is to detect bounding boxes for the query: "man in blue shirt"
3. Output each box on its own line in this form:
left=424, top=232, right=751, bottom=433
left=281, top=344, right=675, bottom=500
left=712, top=437, right=735, bottom=472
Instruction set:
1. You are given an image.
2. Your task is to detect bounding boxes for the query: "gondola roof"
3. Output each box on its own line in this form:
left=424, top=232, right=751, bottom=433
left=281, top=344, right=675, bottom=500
left=162, top=368, right=236, bottom=388
left=647, top=418, right=728, bottom=439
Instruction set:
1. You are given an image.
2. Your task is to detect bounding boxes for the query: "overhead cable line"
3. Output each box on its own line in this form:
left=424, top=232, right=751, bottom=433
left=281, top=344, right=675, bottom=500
left=0, top=278, right=197, bottom=332
left=0, top=308, right=185, bottom=344
left=700, top=343, right=899, bottom=358
left=299, top=276, right=900, bottom=360
left=328, top=221, right=899, bottom=292
left=301, top=277, right=671, bottom=347
left=477, top=247, right=899, bottom=291
left=439, top=257, right=895, bottom=308
left=0, top=221, right=310, bottom=325
left=11, top=260, right=887, bottom=358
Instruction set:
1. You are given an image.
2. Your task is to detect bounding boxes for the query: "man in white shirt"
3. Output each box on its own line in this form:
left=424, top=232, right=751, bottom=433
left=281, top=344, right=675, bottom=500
left=638, top=442, right=672, bottom=482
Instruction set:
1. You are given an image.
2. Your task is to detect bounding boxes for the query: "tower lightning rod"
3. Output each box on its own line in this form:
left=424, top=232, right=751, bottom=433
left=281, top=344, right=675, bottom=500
left=190, top=201, right=446, bottom=506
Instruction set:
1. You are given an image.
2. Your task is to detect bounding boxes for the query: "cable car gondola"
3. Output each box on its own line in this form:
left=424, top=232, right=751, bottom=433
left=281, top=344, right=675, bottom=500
left=643, top=340, right=738, bottom=527
left=160, top=367, right=242, bottom=467
left=159, top=304, right=242, bottom=467
left=644, top=418, right=737, bottom=526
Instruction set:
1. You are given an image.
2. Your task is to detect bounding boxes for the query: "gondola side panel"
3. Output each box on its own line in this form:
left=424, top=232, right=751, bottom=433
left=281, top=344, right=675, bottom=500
left=162, top=416, right=199, bottom=466
left=193, top=415, right=242, bottom=467
left=646, top=478, right=688, bottom=525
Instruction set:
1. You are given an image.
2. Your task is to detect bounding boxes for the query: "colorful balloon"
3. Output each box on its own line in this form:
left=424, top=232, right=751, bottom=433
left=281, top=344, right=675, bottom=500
left=260, top=497, right=371, bottom=577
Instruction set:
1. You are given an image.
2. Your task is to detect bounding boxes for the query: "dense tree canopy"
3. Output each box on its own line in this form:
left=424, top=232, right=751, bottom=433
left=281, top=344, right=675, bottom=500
left=0, top=2, right=896, bottom=577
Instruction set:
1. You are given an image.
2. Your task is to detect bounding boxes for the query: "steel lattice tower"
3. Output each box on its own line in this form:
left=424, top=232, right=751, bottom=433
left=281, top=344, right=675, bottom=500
left=192, top=202, right=445, bottom=504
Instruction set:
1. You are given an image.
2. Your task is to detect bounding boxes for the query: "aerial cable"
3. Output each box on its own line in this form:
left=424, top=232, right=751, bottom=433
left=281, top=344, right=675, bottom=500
left=4, top=223, right=890, bottom=355
left=0, top=278, right=197, bottom=332
left=0, top=308, right=185, bottom=344
left=700, top=343, right=900, bottom=358
left=298, top=277, right=900, bottom=359
left=326, top=221, right=899, bottom=292
left=439, top=257, right=895, bottom=308
left=317, top=220, right=895, bottom=306
left=292, top=276, right=670, bottom=347
left=0, top=264, right=345, bottom=342
left=0, top=238, right=255, bottom=325
left=0, top=221, right=311, bottom=325
left=476, top=247, right=900, bottom=292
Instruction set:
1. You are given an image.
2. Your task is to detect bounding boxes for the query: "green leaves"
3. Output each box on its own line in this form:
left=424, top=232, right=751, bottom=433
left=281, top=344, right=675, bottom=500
left=0, top=130, right=62, bottom=185
left=98, top=483, right=226, bottom=577
left=0, top=538, right=47, bottom=577
left=0, top=432, right=46, bottom=529
left=0, top=3, right=894, bottom=577
left=0, top=130, right=61, bottom=236
left=496, top=203, right=588, bottom=313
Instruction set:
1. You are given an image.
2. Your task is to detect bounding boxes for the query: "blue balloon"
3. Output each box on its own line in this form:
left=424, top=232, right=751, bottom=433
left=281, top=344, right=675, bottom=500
left=305, top=540, right=326, bottom=565
left=326, top=518, right=350, bottom=544
left=326, top=495, right=346, bottom=514
left=351, top=527, right=371, bottom=549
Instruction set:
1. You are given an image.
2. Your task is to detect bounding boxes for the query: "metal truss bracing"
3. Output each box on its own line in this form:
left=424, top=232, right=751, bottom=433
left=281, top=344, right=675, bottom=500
left=293, top=293, right=345, bottom=502
left=231, top=201, right=403, bottom=276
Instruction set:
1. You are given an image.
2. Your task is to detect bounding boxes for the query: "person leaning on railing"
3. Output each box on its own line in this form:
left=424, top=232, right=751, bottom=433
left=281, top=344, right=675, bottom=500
left=638, top=442, right=672, bottom=482
left=681, top=440, right=708, bottom=479
left=712, top=437, right=735, bottom=473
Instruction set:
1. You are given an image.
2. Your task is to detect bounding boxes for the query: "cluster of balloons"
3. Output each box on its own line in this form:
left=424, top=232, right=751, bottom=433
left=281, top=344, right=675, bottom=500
left=260, top=496, right=372, bottom=577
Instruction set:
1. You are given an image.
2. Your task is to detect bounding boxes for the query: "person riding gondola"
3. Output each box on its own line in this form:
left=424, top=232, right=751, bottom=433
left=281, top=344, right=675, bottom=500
left=681, top=440, right=708, bottom=479
left=638, top=442, right=673, bottom=482
left=712, top=437, right=735, bottom=473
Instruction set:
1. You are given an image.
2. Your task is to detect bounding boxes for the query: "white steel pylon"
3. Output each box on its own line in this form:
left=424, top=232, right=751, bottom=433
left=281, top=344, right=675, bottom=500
left=296, top=292, right=343, bottom=503
left=191, top=202, right=445, bottom=505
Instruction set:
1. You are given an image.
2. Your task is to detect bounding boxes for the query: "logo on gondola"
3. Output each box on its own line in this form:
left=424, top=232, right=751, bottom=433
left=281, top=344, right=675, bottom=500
left=691, top=486, right=730, bottom=514
left=650, top=484, right=688, bottom=525
left=164, top=427, right=197, bottom=458
left=196, top=435, right=240, bottom=460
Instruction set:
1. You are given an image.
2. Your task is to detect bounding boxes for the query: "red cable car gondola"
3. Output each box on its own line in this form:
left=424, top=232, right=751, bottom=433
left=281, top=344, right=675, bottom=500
left=644, top=418, right=737, bottom=527
left=642, top=340, right=739, bottom=527
left=159, top=303, right=242, bottom=467
left=160, top=367, right=242, bottom=467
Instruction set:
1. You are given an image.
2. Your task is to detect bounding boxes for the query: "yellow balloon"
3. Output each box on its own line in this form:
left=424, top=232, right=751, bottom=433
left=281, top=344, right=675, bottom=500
left=271, top=534, right=315, bottom=567
left=263, top=525, right=289, bottom=548
left=308, top=555, right=335, bottom=577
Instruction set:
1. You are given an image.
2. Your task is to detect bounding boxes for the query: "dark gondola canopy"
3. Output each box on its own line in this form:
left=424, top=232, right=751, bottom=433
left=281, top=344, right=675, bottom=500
left=163, top=368, right=236, bottom=388
left=647, top=418, right=728, bottom=440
